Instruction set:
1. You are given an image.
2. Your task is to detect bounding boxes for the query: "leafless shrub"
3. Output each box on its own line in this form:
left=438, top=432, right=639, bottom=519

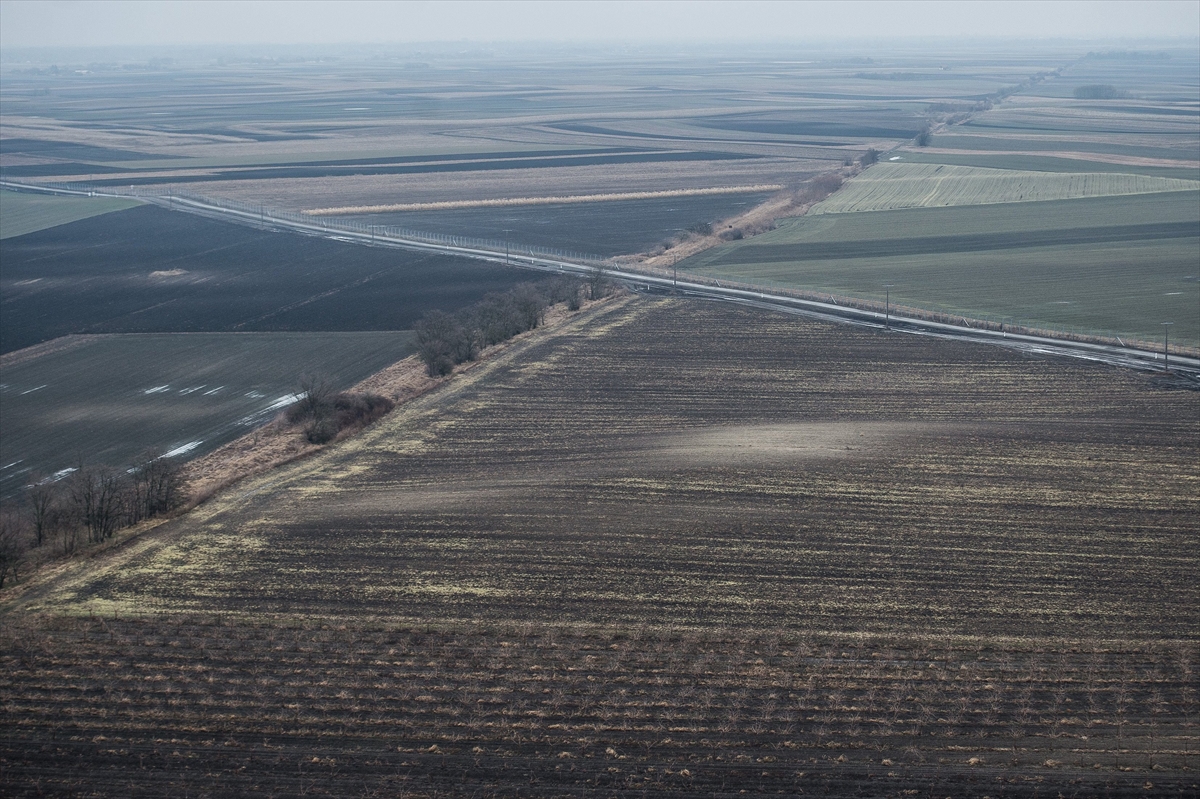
left=68, top=464, right=126, bottom=544
left=0, top=509, right=27, bottom=588
left=24, top=476, right=61, bottom=548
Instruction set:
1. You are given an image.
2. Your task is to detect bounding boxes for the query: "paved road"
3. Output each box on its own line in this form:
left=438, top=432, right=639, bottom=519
left=6, top=181, right=1197, bottom=383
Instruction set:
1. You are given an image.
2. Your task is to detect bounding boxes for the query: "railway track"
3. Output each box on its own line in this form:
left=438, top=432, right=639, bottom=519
left=6, top=180, right=1198, bottom=382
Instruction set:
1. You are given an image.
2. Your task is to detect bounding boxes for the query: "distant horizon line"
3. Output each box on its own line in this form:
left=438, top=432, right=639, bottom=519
left=3, top=35, right=1198, bottom=50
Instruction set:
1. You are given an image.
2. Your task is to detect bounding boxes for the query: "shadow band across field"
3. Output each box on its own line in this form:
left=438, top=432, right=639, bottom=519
left=4, top=297, right=1197, bottom=798
left=329, top=421, right=942, bottom=513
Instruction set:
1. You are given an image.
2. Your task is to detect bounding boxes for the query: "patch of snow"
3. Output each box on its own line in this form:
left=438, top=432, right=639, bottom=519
left=20, top=384, right=48, bottom=395
left=202, top=386, right=225, bottom=395
left=144, top=385, right=170, bottom=394
left=264, top=392, right=304, bottom=412
left=178, top=385, right=206, bottom=395
left=236, top=392, right=303, bottom=426
left=162, top=440, right=203, bottom=458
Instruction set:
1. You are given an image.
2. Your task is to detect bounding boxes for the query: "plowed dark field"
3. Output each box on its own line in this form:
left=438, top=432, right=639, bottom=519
left=0, top=204, right=533, bottom=353
left=342, top=193, right=773, bottom=258
left=3, top=298, right=1197, bottom=797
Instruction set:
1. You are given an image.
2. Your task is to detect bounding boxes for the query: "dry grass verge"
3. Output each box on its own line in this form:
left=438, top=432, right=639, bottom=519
left=179, top=295, right=618, bottom=506
left=303, top=185, right=784, bottom=215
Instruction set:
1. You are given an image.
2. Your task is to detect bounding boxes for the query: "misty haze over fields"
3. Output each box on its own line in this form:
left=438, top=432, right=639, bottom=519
left=1, top=2, right=1198, bottom=797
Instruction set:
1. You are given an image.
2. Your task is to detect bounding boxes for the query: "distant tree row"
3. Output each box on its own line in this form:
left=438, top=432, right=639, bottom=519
left=0, top=455, right=187, bottom=588
left=416, top=275, right=590, bottom=378
left=1073, top=84, right=1126, bottom=100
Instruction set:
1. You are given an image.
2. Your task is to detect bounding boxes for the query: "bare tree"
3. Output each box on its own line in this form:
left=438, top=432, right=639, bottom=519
left=296, top=374, right=335, bottom=421
left=415, top=310, right=465, bottom=377
left=587, top=265, right=611, bottom=300
left=0, top=510, right=27, bottom=588
left=25, top=477, right=59, bottom=548
left=69, top=465, right=126, bottom=544
left=129, top=454, right=185, bottom=523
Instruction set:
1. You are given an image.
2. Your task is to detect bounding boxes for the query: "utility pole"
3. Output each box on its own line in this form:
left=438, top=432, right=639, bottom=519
left=673, top=254, right=678, bottom=290
left=883, top=284, right=894, bottom=330
left=503, top=229, right=512, bottom=265
left=1162, top=322, right=1173, bottom=372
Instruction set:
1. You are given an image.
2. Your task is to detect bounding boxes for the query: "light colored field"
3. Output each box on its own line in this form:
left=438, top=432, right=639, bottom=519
left=0, top=190, right=140, bottom=239
left=687, top=191, right=1200, bottom=346
left=180, top=157, right=820, bottom=211
left=304, top=184, right=784, bottom=215
left=812, top=161, right=1198, bottom=214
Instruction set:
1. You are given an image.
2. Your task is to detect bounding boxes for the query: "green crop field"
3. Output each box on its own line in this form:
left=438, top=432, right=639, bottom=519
left=811, top=162, right=1198, bottom=214
left=896, top=150, right=1200, bottom=180
left=0, top=190, right=140, bottom=239
left=0, top=331, right=414, bottom=498
left=687, top=191, right=1200, bottom=346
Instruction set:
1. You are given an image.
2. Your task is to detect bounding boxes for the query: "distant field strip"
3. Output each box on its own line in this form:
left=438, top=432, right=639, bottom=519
left=0, top=190, right=140, bottom=239
left=304, top=185, right=784, bottom=215
left=813, top=162, right=1199, bottom=214
left=713, top=220, right=1199, bottom=263
left=0, top=331, right=415, bottom=499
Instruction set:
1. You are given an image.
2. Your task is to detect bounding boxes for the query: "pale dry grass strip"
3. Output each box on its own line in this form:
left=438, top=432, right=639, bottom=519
left=304, top=185, right=785, bottom=215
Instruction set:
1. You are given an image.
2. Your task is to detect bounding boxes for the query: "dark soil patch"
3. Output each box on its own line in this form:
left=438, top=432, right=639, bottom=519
left=0, top=204, right=535, bottom=353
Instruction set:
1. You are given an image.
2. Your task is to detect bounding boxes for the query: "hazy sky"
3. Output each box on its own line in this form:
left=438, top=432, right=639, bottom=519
left=1, top=0, right=1197, bottom=50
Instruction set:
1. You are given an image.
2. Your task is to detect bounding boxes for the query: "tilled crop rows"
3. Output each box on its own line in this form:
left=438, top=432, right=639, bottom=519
left=3, top=298, right=1197, bottom=796
left=3, top=617, right=1195, bottom=798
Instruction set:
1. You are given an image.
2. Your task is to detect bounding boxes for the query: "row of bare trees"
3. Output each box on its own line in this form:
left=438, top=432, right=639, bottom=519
left=0, top=455, right=186, bottom=588
left=416, top=276, right=589, bottom=377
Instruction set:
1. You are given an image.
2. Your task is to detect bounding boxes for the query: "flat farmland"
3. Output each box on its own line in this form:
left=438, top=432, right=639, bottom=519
left=0, top=190, right=139, bottom=239
left=3, top=298, right=1196, bottom=797
left=0, top=203, right=536, bottom=353
left=174, top=156, right=811, bottom=215
left=0, top=331, right=414, bottom=498
left=896, top=150, right=1200, bottom=181
left=340, top=193, right=775, bottom=257
left=685, top=191, right=1200, bottom=346
left=810, top=162, right=1197, bottom=214
left=0, top=48, right=1062, bottom=216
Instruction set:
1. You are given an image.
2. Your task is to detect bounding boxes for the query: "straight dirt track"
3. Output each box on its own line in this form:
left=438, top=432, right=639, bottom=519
left=3, top=298, right=1197, bottom=797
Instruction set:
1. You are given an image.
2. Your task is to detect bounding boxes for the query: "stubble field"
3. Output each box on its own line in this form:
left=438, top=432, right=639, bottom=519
left=3, top=297, right=1196, bottom=797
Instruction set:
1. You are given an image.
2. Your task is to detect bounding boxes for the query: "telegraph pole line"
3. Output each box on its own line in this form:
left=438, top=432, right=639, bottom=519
left=1162, top=322, right=1173, bottom=372
left=503, top=229, right=512, bottom=265
left=883, top=284, right=894, bottom=330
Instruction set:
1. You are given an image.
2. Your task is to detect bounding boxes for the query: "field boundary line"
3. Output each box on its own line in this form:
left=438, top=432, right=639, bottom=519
left=0, top=295, right=634, bottom=615
left=3, top=179, right=1196, bottom=377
